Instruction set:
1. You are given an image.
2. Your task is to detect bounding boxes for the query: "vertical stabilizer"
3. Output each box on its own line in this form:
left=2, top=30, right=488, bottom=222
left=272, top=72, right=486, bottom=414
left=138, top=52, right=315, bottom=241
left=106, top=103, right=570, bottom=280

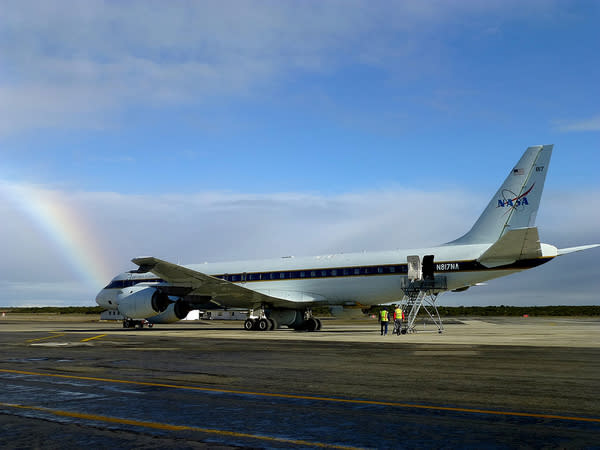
left=447, top=145, right=553, bottom=245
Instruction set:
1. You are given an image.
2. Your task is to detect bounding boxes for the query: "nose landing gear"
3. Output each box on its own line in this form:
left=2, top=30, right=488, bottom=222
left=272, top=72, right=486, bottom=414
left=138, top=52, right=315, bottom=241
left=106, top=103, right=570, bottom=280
left=122, top=318, right=153, bottom=329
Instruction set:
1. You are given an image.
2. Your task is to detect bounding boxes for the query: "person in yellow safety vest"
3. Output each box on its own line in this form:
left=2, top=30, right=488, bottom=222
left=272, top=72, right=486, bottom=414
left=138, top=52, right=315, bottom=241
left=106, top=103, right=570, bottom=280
left=380, top=309, right=389, bottom=336
left=394, top=306, right=404, bottom=335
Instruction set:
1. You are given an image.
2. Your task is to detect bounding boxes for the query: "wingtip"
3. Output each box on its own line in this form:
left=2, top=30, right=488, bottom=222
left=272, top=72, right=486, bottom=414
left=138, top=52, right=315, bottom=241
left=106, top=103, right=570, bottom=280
left=131, top=256, right=159, bottom=265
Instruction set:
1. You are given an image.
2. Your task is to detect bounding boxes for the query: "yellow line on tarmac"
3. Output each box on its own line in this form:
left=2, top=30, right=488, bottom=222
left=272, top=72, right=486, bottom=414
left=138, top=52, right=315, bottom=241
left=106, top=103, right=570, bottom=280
left=25, top=333, right=66, bottom=343
left=80, top=334, right=107, bottom=342
left=0, top=402, right=362, bottom=450
left=1, top=368, right=599, bottom=424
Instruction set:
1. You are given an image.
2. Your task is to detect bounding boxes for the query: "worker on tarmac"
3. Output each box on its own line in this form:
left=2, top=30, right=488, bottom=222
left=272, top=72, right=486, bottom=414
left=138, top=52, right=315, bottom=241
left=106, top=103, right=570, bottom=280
left=394, top=305, right=405, bottom=335
left=379, top=309, right=389, bottom=336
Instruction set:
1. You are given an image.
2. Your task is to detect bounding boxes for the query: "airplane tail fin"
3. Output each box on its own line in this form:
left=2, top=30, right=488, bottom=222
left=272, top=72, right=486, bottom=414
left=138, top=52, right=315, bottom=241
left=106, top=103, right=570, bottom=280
left=447, top=145, right=553, bottom=245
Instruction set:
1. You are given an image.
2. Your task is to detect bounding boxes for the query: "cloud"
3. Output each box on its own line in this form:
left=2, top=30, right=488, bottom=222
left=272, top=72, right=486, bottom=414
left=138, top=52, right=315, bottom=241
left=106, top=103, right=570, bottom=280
left=66, top=187, right=477, bottom=265
left=0, top=281, right=92, bottom=307
left=1, top=181, right=598, bottom=306
left=554, top=115, right=600, bottom=132
left=0, top=0, right=559, bottom=136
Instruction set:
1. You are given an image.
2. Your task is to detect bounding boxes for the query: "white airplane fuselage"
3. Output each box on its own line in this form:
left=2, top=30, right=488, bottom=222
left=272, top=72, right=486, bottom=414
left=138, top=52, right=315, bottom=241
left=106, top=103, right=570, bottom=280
left=95, top=241, right=558, bottom=310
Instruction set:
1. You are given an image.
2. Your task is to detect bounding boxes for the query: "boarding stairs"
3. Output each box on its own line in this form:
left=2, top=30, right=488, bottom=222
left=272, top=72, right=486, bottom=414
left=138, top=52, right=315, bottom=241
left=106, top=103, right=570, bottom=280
left=400, top=277, right=446, bottom=333
left=402, top=289, right=427, bottom=331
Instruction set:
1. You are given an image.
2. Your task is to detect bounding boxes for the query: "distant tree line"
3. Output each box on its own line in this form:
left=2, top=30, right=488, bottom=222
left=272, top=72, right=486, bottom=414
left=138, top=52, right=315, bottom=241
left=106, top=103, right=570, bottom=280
left=436, top=305, right=600, bottom=316
left=366, top=305, right=600, bottom=317
left=1, top=306, right=105, bottom=314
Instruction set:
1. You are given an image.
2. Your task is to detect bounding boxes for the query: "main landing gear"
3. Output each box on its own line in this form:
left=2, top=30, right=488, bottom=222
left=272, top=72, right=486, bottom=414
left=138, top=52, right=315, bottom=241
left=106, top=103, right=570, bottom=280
left=244, top=317, right=277, bottom=331
left=294, top=309, right=321, bottom=331
left=243, top=307, right=321, bottom=332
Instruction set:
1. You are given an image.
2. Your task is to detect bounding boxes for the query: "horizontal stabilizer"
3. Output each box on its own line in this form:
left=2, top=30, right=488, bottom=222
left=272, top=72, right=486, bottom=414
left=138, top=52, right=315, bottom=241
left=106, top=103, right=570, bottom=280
left=478, top=227, right=541, bottom=268
left=557, top=244, right=600, bottom=256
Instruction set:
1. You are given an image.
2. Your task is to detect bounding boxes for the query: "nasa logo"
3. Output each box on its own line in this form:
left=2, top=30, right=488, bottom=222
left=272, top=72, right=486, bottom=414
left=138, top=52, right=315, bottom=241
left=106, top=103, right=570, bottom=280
left=497, top=183, right=535, bottom=209
left=498, top=197, right=529, bottom=208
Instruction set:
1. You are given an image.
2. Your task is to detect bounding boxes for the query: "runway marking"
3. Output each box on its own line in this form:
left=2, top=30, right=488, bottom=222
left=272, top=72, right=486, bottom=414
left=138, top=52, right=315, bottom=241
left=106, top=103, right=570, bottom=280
left=25, top=333, right=66, bottom=343
left=0, top=401, right=362, bottom=449
left=80, top=334, right=107, bottom=342
left=1, top=368, right=599, bottom=424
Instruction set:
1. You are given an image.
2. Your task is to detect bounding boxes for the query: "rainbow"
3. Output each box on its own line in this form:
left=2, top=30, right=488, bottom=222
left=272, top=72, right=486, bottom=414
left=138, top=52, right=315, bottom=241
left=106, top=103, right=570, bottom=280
left=1, top=182, right=113, bottom=289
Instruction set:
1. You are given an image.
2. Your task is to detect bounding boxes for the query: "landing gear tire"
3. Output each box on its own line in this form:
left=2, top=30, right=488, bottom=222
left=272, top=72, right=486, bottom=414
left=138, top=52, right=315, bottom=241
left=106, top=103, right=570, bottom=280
left=244, top=318, right=255, bottom=331
left=257, top=318, right=270, bottom=331
left=306, top=317, right=319, bottom=332
left=315, top=318, right=322, bottom=331
left=268, top=318, right=277, bottom=330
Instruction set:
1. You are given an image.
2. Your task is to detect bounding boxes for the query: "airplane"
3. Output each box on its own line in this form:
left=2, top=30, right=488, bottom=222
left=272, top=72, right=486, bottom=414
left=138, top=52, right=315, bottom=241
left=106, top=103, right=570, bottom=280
left=96, top=144, right=599, bottom=331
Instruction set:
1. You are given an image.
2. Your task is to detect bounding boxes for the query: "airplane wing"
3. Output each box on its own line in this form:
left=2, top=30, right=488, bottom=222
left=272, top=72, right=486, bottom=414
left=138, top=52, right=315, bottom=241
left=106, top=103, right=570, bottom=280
left=131, top=256, right=306, bottom=309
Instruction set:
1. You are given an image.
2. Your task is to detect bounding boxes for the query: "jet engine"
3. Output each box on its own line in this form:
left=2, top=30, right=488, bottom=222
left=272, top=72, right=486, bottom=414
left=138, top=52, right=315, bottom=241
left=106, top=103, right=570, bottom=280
left=147, top=301, right=192, bottom=324
left=117, top=286, right=171, bottom=319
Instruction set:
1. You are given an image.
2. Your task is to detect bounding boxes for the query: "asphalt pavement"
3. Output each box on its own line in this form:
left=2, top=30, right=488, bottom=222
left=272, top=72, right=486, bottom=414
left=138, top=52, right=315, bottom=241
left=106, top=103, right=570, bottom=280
left=1, top=315, right=599, bottom=448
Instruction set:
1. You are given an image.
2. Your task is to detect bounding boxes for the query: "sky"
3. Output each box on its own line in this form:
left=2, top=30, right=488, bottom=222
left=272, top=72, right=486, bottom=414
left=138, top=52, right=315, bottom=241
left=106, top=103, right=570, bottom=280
left=1, top=0, right=599, bottom=307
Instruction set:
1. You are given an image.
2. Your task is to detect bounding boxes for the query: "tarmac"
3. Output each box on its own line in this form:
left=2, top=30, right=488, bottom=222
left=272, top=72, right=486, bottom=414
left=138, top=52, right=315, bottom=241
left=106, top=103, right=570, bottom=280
left=1, top=314, right=599, bottom=448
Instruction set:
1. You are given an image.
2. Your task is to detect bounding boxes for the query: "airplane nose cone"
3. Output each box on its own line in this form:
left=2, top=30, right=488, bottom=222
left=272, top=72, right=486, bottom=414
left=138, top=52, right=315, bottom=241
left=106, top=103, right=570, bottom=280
left=95, top=290, right=104, bottom=306
left=95, top=289, right=114, bottom=308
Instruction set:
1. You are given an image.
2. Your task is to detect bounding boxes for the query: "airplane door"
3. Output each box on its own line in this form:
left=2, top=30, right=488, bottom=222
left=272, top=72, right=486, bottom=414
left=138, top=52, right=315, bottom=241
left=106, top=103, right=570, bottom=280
left=422, top=255, right=434, bottom=280
left=407, top=255, right=421, bottom=281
